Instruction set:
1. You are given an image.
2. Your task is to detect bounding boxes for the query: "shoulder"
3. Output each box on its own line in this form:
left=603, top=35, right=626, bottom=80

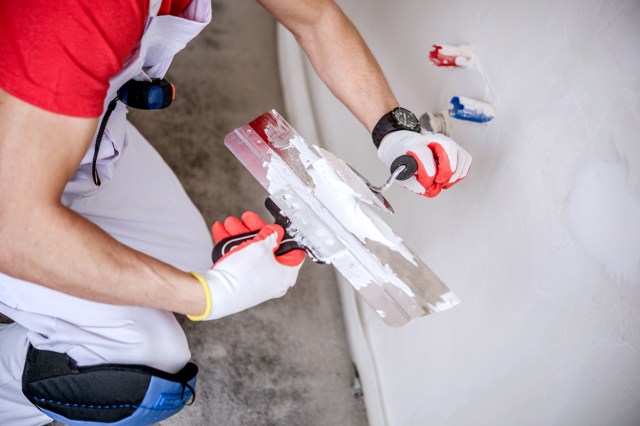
left=0, top=0, right=150, bottom=117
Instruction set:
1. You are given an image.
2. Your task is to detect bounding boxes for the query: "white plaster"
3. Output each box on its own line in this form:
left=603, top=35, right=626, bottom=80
left=567, top=158, right=640, bottom=281
left=277, top=0, right=640, bottom=424
left=260, top=128, right=454, bottom=317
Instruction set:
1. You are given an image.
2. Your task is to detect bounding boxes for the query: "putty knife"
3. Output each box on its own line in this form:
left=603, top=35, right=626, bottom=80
left=221, top=110, right=459, bottom=326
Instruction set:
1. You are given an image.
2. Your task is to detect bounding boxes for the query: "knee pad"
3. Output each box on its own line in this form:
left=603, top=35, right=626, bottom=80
left=21, top=345, right=198, bottom=425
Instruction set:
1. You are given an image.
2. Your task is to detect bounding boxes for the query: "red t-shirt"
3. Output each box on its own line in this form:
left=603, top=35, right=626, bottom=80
left=0, top=0, right=191, bottom=118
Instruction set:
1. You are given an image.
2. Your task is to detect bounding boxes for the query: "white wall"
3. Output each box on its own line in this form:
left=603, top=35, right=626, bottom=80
left=280, top=0, right=640, bottom=424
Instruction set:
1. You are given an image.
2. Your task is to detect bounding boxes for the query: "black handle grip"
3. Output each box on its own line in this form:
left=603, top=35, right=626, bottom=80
left=211, top=229, right=303, bottom=263
left=390, top=155, right=418, bottom=180
left=211, top=198, right=307, bottom=264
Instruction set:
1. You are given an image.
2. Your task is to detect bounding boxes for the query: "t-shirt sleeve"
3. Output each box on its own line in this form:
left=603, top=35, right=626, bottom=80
left=0, top=0, right=149, bottom=118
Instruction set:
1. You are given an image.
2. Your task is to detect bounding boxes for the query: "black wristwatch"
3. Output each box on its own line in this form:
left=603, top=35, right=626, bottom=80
left=372, top=107, right=421, bottom=148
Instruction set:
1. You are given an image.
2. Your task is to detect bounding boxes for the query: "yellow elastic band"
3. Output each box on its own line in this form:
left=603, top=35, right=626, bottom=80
left=187, top=271, right=212, bottom=321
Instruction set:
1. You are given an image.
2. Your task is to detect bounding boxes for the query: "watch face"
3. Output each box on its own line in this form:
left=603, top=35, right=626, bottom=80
left=393, top=108, right=418, bottom=129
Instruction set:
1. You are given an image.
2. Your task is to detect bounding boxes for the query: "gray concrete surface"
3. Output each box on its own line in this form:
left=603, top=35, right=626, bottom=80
left=135, top=2, right=367, bottom=424
left=1, top=1, right=368, bottom=425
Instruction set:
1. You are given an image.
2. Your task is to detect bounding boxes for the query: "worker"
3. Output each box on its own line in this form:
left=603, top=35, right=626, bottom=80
left=0, top=0, right=472, bottom=424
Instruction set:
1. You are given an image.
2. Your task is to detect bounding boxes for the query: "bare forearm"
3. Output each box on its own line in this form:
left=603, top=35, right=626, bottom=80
left=0, top=203, right=205, bottom=316
left=260, top=0, right=397, bottom=132
left=0, top=90, right=205, bottom=317
left=297, top=5, right=396, bottom=131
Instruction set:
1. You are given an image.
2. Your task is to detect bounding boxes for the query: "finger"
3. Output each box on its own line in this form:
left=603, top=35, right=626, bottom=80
left=224, top=216, right=251, bottom=236
left=407, top=145, right=436, bottom=177
left=446, top=150, right=468, bottom=185
left=424, top=182, right=442, bottom=198
left=223, top=225, right=280, bottom=260
left=212, top=221, right=230, bottom=243
left=407, top=147, right=436, bottom=190
left=398, top=175, right=427, bottom=194
left=254, top=224, right=284, bottom=248
left=459, top=150, right=472, bottom=178
left=443, top=151, right=472, bottom=189
left=443, top=177, right=460, bottom=190
left=276, top=249, right=306, bottom=267
left=427, top=142, right=454, bottom=184
left=241, top=211, right=266, bottom=232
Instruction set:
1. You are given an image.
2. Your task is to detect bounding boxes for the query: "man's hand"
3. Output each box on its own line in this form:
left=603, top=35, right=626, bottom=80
left=377, top=130, right=472, bottom=198
left=188, top=212, right=305, bottom=321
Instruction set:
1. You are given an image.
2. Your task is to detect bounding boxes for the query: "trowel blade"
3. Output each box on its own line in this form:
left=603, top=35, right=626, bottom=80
left=223, top=110, right=460, bottom=326
left=347, top=164, right=395, bottom=213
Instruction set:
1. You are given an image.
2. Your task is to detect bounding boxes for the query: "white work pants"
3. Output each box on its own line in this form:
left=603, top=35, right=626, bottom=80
left=0, top=123, right=213, bottom=425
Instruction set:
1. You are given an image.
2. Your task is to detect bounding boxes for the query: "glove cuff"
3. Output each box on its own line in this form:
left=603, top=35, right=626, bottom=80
left=187, top=271, right=213, bottom=321
left=376, top=130, right=417, bottom=165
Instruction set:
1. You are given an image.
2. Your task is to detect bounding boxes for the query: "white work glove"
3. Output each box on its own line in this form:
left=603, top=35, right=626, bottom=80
left=188, top=211, right=305, bottom=321
left=377, top=130, right=472, bottom=197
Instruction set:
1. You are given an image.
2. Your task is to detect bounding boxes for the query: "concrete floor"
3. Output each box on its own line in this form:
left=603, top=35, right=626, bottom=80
left=133, top=2, right=367, bottom=423
left=1, top=1, right=368, bottom=425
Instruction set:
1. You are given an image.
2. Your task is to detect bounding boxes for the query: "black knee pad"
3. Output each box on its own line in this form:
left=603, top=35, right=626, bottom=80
left=22, top=345, right=198, bottom=425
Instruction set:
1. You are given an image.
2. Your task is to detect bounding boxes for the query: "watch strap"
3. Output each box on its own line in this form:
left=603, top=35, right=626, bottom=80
left=372, top=107, right=421, bottom=149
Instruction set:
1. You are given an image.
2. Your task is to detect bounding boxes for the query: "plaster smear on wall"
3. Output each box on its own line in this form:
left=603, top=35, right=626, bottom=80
left=279, top=0, right=640, bottom=423
left=566, top=158, right=640, bottom=281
